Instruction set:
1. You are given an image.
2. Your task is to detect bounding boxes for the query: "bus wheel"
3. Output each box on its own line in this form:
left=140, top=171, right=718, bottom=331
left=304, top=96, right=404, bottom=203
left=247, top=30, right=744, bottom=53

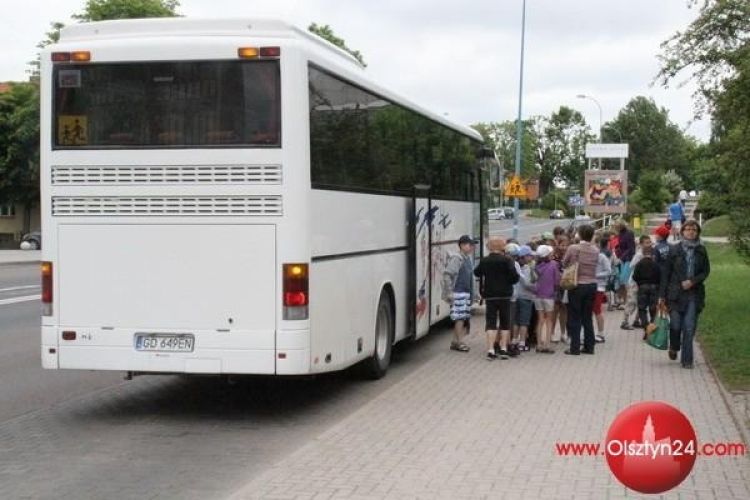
left=362, top=290, right=394, bottom=380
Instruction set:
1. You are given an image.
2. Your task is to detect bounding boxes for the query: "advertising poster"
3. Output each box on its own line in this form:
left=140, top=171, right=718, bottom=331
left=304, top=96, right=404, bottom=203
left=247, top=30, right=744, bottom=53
left=584, top=169, right=628, bottom=214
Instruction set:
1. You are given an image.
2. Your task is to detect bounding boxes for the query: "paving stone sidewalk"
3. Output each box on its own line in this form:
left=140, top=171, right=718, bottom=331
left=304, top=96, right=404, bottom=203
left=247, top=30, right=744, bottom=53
left=230, top=308, right=749, bottom=500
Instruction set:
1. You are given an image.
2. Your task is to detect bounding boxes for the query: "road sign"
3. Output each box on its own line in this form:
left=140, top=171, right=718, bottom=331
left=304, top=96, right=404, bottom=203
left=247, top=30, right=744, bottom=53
left=504, top=175, right=527, bottom=197
left=568, top=195, right=585, bottom=207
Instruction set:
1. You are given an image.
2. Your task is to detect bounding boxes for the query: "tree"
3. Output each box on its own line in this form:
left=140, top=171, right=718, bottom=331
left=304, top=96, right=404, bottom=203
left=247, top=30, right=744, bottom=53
left=604, top=96, right=694, bottom=187
left=308, top=23, right=366, bottom=67
left=0, top=83, right=40, bottom=233
left=472, top=120, right=539, bottom=182
left=72, top=0, right=180, bottom=21
left=661, top=169, right=684, bottom=195
left=534, top=106, right=593, bottom=194
left=628, top=170, right=671, bottom=214
left=657, top=0, right=750, bottom=260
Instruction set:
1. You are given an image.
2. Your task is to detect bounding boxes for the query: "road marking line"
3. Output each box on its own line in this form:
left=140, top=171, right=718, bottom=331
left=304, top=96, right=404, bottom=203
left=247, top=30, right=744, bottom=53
left=0, top=285, right=40, bottom=293
left=0, top=294, right=41, bottom=306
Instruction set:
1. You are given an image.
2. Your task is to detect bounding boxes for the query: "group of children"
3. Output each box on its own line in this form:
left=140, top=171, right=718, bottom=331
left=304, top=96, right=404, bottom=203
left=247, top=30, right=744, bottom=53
left=607, top=225, right=671, bottom=339
left=445, top=221, right=671, bottom=361
left=444, top=228, right=572, bottom=360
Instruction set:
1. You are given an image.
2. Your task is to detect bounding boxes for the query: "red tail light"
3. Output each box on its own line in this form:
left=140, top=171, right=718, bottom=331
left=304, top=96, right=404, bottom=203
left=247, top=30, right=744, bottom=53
left=285, top=291, right=308, bottom=306
left=260, top=46, right=281, bottom=58
left=51, top=52, right=71, bottom=62
left=42, top=261, right=53, bottom=316
left=283, top=263, right=308, bottom=320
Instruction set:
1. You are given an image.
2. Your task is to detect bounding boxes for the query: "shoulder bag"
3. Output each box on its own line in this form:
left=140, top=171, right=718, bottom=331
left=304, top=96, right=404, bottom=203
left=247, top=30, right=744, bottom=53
left=560, top=247, right=580, bottom=290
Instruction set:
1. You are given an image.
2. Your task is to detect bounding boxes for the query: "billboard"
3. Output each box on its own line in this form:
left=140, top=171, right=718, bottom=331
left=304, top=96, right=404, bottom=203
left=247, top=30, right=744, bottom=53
left=585, top=143, right=629, bottom=159
left=584, top=169, right=628, bottom=214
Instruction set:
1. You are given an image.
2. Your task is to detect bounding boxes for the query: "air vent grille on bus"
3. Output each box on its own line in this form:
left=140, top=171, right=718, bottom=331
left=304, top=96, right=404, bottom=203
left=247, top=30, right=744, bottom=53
left=52, top=196, right=283, bottom=216
left=51, top=165, right=282, bottom=185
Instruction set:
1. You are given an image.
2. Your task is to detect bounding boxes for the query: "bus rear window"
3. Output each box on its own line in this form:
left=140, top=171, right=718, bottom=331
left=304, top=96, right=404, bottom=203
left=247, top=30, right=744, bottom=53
left=53, top=60, right=280, bottom=148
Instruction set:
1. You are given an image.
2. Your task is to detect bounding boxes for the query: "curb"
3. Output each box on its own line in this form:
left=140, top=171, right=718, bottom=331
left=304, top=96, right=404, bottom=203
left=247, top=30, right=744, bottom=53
left=0, top=260, right=40, bottom=267
left=699, top=338, right=750, bottom=447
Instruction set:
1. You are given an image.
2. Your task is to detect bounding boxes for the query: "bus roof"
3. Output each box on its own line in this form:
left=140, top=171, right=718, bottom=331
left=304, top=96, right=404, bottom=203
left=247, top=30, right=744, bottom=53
left=57, top=17, right=482, bottom=142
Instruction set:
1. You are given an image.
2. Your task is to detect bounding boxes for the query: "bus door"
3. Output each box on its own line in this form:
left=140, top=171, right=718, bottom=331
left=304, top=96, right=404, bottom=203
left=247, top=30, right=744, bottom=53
left=410, top=185, right=433, bottom=339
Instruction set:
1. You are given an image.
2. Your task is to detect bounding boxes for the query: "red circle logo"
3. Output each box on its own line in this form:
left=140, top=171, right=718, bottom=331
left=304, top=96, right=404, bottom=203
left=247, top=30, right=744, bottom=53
left=605, top=401, right=697, bottom=494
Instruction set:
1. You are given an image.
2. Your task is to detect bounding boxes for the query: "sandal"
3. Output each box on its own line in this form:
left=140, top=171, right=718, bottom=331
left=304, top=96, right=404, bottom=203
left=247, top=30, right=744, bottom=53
left=450, top=342, right=470, bottom=352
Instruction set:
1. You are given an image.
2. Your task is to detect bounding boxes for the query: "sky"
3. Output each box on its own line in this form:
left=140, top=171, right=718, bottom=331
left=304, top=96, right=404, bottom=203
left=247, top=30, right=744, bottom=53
left=1, top=0, right=709, bottom=140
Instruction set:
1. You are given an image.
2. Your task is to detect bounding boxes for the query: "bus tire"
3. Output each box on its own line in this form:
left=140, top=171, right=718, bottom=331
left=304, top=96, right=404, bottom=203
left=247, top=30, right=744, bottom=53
left=362, top=289, right=394, bottom=380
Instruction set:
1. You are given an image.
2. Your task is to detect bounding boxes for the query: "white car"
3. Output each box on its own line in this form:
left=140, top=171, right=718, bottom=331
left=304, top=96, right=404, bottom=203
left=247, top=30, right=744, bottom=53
left=487, top=208, right=506, bottom=220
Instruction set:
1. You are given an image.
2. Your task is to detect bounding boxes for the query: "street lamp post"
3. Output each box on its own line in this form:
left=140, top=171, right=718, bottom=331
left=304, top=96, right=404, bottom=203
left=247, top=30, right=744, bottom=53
left=603, top=124, right=623, bottom=143
left=577, top=94, right=603, bottom=168
left=512, top=0, right=527, bottom=241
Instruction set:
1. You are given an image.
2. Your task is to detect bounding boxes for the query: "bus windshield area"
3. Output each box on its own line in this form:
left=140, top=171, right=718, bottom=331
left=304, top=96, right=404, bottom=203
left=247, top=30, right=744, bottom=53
left=53, top=60, right=280, bottom=148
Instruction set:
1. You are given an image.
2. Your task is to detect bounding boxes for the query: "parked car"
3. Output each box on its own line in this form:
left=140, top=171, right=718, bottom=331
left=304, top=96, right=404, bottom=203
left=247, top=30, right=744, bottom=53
left=549, top=209, right=565, bottom=219
left=20, top=231, right=41, bottom=250
left=487, top=208, right=506, bottom=220
left=502, top=206, right=515, bottom=218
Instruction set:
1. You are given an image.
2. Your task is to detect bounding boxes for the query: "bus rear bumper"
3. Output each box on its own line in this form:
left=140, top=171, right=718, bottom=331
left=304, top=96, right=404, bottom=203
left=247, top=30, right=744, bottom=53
left=42, top=326, right=311, bottom=375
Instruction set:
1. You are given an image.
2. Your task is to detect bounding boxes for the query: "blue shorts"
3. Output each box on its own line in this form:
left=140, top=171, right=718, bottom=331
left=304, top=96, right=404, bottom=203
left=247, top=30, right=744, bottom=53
left=514, top=299, right=534, bottom=326
left=450, top=292, right=472, bottom=321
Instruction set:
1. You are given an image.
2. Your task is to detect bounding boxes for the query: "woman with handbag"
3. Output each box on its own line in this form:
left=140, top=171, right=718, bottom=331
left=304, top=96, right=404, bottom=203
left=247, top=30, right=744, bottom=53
left=561, top=224, right=600, bottom=355
left=659, top=220, right=710, bottom=369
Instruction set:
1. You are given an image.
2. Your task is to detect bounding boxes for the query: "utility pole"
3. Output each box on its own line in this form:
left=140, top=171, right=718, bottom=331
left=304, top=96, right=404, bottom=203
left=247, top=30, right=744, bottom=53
left=512, top=0, right=527, bottom=241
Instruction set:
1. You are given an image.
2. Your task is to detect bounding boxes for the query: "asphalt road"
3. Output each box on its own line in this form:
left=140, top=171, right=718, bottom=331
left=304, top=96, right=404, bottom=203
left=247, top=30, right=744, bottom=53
left=0, top=263, right=123, bottom=423
left=488, top=215, right=573, bottom=243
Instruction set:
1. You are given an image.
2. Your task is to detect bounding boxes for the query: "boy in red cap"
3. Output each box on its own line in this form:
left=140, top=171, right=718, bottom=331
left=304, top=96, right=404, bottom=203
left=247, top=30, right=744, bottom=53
left=653, top=225, right=671, bottom=265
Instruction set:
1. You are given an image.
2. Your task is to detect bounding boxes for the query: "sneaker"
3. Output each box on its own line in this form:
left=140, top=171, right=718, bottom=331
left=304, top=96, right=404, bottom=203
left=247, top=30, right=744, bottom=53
left=496, top=349, right=510, bottom=360
left=620, top=321, right=634, bottom=331
left=595, top=334, right=606, bottom=343
left=486, top=352, right=497, bottom=361
left=450, top=342, right=470, bottom=352
left=508, top=344, right=521, bottom=357
left=668, top=349, right=677, bottom=361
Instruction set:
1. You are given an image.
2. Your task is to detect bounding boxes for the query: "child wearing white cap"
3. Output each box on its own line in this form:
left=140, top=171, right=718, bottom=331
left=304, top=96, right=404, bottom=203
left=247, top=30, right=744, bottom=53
left=514, top=245, right=536, bottom=351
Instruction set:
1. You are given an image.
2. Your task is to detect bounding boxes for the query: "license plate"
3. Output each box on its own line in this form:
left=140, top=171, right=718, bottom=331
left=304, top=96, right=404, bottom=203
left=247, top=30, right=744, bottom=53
left=135, top=334, right=194, bottom=352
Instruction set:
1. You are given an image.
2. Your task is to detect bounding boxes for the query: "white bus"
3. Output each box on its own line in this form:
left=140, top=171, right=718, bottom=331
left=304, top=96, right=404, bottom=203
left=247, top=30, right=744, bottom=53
left=40, top=18, right=486, bottom=379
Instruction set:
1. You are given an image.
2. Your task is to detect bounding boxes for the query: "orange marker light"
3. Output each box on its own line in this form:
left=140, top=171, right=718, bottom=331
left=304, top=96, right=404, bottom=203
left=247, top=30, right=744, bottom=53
left=238, top=47, right=259, bottom=59
left=71, top=51, right=91, bottom=62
